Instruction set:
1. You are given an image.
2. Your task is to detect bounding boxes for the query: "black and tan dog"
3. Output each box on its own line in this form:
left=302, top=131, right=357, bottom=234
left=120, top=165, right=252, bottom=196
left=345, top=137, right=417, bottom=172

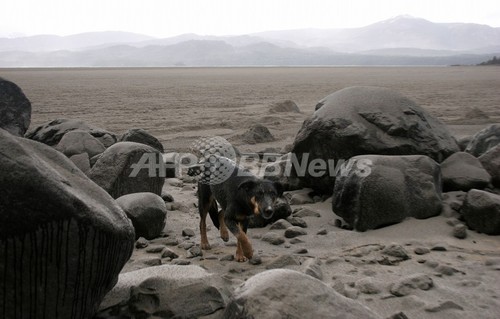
left=195, top=157, right=283, bottom=262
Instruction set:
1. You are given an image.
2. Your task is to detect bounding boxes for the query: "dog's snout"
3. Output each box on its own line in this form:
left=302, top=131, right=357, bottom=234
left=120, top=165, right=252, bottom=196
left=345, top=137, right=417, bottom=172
left=262, top=206, right=274, bottom=219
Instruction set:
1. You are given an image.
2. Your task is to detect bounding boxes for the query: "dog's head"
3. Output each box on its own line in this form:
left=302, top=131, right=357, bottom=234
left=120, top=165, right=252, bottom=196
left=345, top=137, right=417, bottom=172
left=238, top=179, right=284, bottom=219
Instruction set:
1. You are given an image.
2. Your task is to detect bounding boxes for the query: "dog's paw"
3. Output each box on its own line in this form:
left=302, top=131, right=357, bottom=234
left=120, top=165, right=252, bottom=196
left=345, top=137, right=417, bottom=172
left=235, top=254, right=248, bottom=262
left=201, top=243, right=212, bottom=250
left=220, top=230, right=229, bottom=242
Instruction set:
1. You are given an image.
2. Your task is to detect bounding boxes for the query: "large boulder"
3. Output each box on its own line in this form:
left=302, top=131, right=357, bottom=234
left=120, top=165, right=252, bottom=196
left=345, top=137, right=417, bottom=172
left=479, top=145, right=500, bottom=187
left=461, top=189, right=500, bottom=235
left=55, top=130, right=106, bottom=158
left=222, top=269, right=380, bottom=319
left=263, top=153, right=303, bottom=191
left=292, top=86, right=459, bottom=193
left=25, top=118, right=117, bottom=147
left=97, top=265, right=228, bottom=318
left=465, top=124, right=500, bottom=157
left=89, top=142, right=165, bottom=199
left=333, top=155, right=442, bottom=231
left=0, top=77, right=31, bottom=136
left=116, top=192, right=167, bottom=239
left=0, top=128, right=135, bottom=319
left=441, top=152, right=491, bottom=191
left=120, top=128, right=164, bottom=153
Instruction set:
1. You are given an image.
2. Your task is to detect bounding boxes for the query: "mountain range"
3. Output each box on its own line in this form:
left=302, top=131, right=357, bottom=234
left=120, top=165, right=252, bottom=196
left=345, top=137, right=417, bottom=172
left=1, top=16, right=499, bottom=67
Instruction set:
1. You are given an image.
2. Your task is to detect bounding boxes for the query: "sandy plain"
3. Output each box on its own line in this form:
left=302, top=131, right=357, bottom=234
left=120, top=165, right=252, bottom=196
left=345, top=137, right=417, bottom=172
left=2, top=66, right=500, bottom=318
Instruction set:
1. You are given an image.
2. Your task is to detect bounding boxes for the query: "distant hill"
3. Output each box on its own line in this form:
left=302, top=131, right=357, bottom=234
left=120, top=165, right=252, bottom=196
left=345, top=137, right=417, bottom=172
left=0, top=16, right=499, bottom=67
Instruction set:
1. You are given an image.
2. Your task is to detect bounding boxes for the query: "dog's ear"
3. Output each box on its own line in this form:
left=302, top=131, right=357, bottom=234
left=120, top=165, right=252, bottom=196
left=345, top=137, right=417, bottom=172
left=274, top=182, right=284, bottom=197
left=238, top=180, right=257, bottom=193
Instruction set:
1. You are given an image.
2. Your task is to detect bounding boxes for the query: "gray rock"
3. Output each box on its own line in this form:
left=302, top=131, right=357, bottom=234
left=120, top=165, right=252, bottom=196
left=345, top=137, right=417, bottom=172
left=293, top=207, right=321, bottom=218
left=461, top=189, right=500, bottom=235
left=333, top=155, right=442, bottom=231
left=290, top=193, right=314, bottom=205
left=355, top=277, right=382, bottom=294
left=302, top=258, right=323, bottom=280
left=390, top=274, right=434, bottom=297
left=263, top=153, right=303, bottom=191
left=69, top=152, right=91, bottom=174
left=479, top=145, right=500, bottom=187
left=116, top=192, right=167, bottom=239
left=182, top=228, right=196, bottom=237
left=56, top=130, right=106, bottom=158
left=465, top=124, right=500, bottom=156
left=441, top=191, right=466, bottom=217
left=223, top=269, right=381, bottom=319
left=453, top=224, right=467, bottom=239
left=292, top=86, right=459, bottom=193
left=294, top=248, right=308, bottom=254
left=270, top=219, right=293, bottom=230
left=242, top=124, right=275, bottom=144
left=97, top=265, right=227, bottom=318
left=266, top=254, right=301, bottom=269
left=269, top=100, right=301, bottom=113
left=25, top=118, right=117, bottom=147
left=286, top=216, right=308, bottom=228
left=457, top=136, right=472, bottom=151
left=188, top=246, right=203, bottom=258
left=145, top=244, right=166, bottom=253
left=0, top=77, right=31, bottom=136
left=441, top=152, right=491, bottom=191
left=435, top=265, right=459, bottom=276
left=425, top=300, right=464, bottom=312
left=249, top=255, right=263, bottom=265
left=89, top=142, right=165, bottom=198
left=414, top=247, right=430, bottom=255
left=284, top=226, right=308, bottom=238
left=120, top=128, right=164, bottom=152
left=0, top=128, right=134, bottom=319
left=136, top=237, right=149, bottom=249
left=161, top=247, right=179, bottom=259
left=317, top=228, right=328, bottom=235
left=382, top=244, right=410, bottom=260
left=261, top=232, right=286, bottom=245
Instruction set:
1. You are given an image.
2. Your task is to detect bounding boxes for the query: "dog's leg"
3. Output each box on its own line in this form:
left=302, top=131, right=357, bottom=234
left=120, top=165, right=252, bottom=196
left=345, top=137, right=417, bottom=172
left=198, top=183, right=213, bottom=250
left=218, top=211, right=229, bottom=242
left=225, top=213, right=253, bottom=262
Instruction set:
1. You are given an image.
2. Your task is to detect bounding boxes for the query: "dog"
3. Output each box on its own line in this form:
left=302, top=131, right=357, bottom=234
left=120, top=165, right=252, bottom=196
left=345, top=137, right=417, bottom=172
left=194, top=156, right=283, bottom=262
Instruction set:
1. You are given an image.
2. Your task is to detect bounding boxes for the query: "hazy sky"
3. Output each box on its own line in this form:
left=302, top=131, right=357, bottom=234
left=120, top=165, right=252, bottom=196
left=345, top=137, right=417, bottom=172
left=1, top=0, right=499, bottom=37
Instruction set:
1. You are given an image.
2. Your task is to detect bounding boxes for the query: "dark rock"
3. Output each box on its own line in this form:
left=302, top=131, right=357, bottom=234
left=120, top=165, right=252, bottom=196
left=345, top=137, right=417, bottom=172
left=242, top=124, right=275, bottom=144
left=89, top=142, right=165, bottom=198
left=441, top=152, right=491, bottom=191
left=292, top=86, right=459, bottom=193
left=171, top=259, right=191, bottom=265
left=263, top=153, right=303, bottom=191
left=261, top=232, right=285, bottom=245
left=387, top=312, right=410, bottom=319
left=266, top=254, right=301, bottom=269
left=55, top=130, right=106, bottom=158
left=249, top=255, right=263, bottom=265
left=0, top=128, right=134, bottom=319
left=479, top=145, right=500, bottom=187
left=222, top=269, right=381, bottom=319
left=465, top=124, right=500, bottom=156
left=145, top=244, right=166, bottom=253
left=220, top=254, right=234, bottom=261
left=441, top=191, right=466, bottom=217
left=0, top=77, right=31, bottom=136
left=284, top=226, right=308, bottom=238
left=120, top=128, right=164, bottom=152
left=25, top=118, right=117, bottom=147
left=269, top=100, right=301, bottom=113
left=457, top=136, right=472, bottom=151
left=289, top=238, right=304, bottom=244
left=248, top=196, right=292, bottom=228
left=317, top=228, right=328, bottom=235
left=182, top=228, right=196, bottom=237
left=97, top=265, right=227, bottom=318
left=116, top=192, right=167, bottom=239
left=461, top=189, right=500, bottom=235
left=290, top=193, right=314, bottom=205
left=161, top=247, right=179, bottom=259
left=453, top=224, right=467, bottom=239
left=382, top=244, right=409, bottom=260
left=435, top=265, right=459, bottom=276
left=390, top=274, right=434, bottom=297
left=294, top=248, right=308, bottom=254
left=430, top=244, right=447, bottom=251
left=136, top=237, right=149, bottom=249
left=286, top=216, right=308, bottom=228
left=188, top=246, right=203, bottom=258
left=161, top=191, right=175, bottom=202
left=333, top=155, right=442, bottom=231
left=414, top=247, right=430, bottom=255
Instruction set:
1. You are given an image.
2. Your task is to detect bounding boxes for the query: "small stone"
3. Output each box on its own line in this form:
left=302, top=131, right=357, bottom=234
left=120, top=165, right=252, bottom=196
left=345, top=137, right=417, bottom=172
left=334, top=219, right=343, bottom=228
left=286, top=216, right=308, bottom=228
left=355, top=278, right=382, bottom=294
left=182, top=228, right=195, bottom=237
left=424, top=260, right=439, bottom=268
left=453, top=224, right=467, bottom=239
left=270, top=219, right=293, bottom=230
left=382, top=244, right=409, bottom=260
left=425, top=301, right=464, bottom=312
left=431, top=244, right=447, bottom=251
left=179, top=242, right=195, bottom=250
left=142, top=258, right=162, bottom=266
left=446, top=218, right=461, bottom=227
left=294, top=248, right=308, bottom=254
left=387, top=312, right=409, bottom=319
left=302, top=258, right=323, bottom=280
left=220, top=254, right=234, bottom=262
left=145, top=245, right=166, bottom=254
left=284, top=226, right=308, bottom=238
left=249, top=255, right=262, bottom=265
left=188, top=246, right=203, bottom=258
left=261, top=232, right=285, bottom=245
left=289, top=238, right=304, bottom=244
left=266, top=254, right=300, bottom=269
left=164, top=238, right=179, bottom=246
left=317, top=228, right=328, bottom=235
left=161, top=192, right=174, bottom=202
left=435, top=265, right=458, bottom=276
left=414, top=247, right=430, bottom=255
left=293, top=207, right=321, bottom=218
left=171, top=259, right=191, bottom=265
left=290, top=193, right=314, bottom=205
left=135, top=237, right=149, bottom=249
left=390, top=274, right=434, bottom=297
left=161, top=247, right=179, bottom=259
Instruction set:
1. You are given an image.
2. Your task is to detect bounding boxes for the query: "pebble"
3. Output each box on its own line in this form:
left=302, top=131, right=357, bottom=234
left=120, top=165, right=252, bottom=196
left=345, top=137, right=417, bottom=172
left=249, top=255, right=262, bottom=265
left=284, top=226, right=308, bottom=238
left=179, top=242, right=195, bottom=250
left=414, top=247, right=430, bottom=255
left=424, top=260, right=439, bottom=268
left=390, top=273, right=434, bottom=297
left=142, top=258, right=162, bottom=267
left=453, top=224, right=467, bottom=239
left=135, top=237, right=149, bottom=249
left=289, top=238, right=304, bottom=244
left=182, top=228, right=196, bottom=237
left=286, top=216, right=308, bottom=228
left=382, top=244, right=410, bottom=260
left=446, top=217, right=461, bottom=226
left=355, top=277, right=382, bottom=294
left=265, top=254, right=300, bottom=269
left=431, top=244, right=447, bottom=251
left=293, top=207, right=321, bottom=218
left=188, top=246, right=203, bottom=258
left=166, top=178, right=183, bottom=187
left=163, top=238, right=180, bottom=246
left=387, top=312, right=409, bottom=319
left=161, top=248, right=179, bottom=259
left=435, top=265, right=458, bottom=276
left=261, top=232, right=285, bottom=245
left=425, top=301, right=464, bottom=312
left=220, top=254, right=234, bottom=262
left=161, top=192, right=174, bottom=202
left=317, top=228, right=328, bottom=235
left=302, top=258, right=323, bottom=280
left=171, top=259, right=191, bottom=265
left=294, top=248, right=308, bottom=254
left=270, top=219, right=293, bottom=230
left=145, top=245, right=166, bottom=254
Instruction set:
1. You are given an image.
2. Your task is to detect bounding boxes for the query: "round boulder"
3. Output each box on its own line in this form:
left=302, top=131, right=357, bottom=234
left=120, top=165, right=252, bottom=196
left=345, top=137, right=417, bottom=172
left=441, top=152, right=491, bottom=191
left=222, top=269, right=380, bottom=319
left=89, top=142, right=165, bottom=199
left=0, top=128, right=135, bottom=319
left=116, top=192, right=167, bottom=239
left=333, top=155, right=442, bottom=231
left=25, top=118, right=117, bottom=147
left=56, top=129, right=106, bottom=158
left=120, top=128, right=164, bottom=153
left=0, top=77, right=31, bottom=136
left=292, top=86, right=459, bottom=193
left=465, top=124, right=500, bottom=157
left=461, top=189, right=500, bottom=235
left=479, top=145, right=500, bottom=187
